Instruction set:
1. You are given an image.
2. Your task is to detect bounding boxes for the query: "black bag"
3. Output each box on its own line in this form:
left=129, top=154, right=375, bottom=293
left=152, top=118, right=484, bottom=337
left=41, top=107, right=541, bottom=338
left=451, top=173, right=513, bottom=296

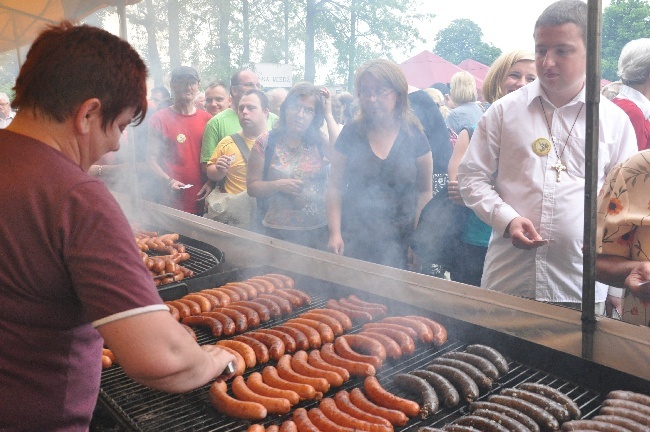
left=410, top=184, right=469, bottom=270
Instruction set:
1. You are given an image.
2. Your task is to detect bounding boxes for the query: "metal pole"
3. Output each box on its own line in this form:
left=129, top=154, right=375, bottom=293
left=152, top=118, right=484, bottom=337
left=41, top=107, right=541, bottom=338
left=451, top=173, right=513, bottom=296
left=582, top=0, right=602, bottom=360
left=117, top=1, right=128, bottom=40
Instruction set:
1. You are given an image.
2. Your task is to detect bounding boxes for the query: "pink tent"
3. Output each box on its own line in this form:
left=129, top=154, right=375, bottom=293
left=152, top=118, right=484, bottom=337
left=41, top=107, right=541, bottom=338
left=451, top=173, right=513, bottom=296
left=400, top=50, right=483, bottom=93
left=457, top=59, right=490, bottom=80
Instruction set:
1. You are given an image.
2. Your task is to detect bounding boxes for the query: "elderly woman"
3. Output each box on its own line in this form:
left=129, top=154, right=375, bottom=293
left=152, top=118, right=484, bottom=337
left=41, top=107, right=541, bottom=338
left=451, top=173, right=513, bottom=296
left=247, top=82, right=334, bottom=249
left=445, top=70, right=484, bottom=135
left=327, top=59, right=433, bottom=269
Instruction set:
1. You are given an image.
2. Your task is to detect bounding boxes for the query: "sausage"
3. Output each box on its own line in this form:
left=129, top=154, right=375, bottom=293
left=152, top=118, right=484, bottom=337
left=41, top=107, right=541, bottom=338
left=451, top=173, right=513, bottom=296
left=267, top=273, right=295, bottom=289
left=469, top=401, right=540, bottom=432
left=333, top=336, right=383, bottom=369
left=254, top=328, right=297, bottom=353
left=253, top=298, right=283, bottom=318
left=560, top=419, right=633, bottom=432
left=339, top=334, right=387, bottom=361
left=226, top=282, right=258, bottom=299
left=260, top=293, right=292, bottom=314
left=247, top=425, right=265, bottom=432
left=348, top=387, right=409, bottom=426
left=166, top=300, right=191, bottom=318
left=101, top=355, right=112, bottom=369
left=453, top=415, right=510, bottom=432
left=338, top=297, right=386, bottom=319
left=175, top=299, right=203, bottom=315
left=602, top=398, right=650, bottom=417
left=362, top=323, right=418, bottom=341
left=223, top=284, right=249, bottom=301
left=392, top=373, right=438, bottom=418
left=380, top=316, right=433, bottom=343
left=441, top=351, right=500, bottom=380
left=333, top=390, right=392, bottom=427
left=202, top=288, right=232, bottom=307
left=183, top=294, right=213, bottom=312
left=274, top=325, right=310, bottom=351
left=598, top=406, right=650, bottom=427
left=346, top=294, right=388, bottom=313
left=213, top=307, right=248, bottom=333
left=216, top=340, right=257, bottom=368
left=271, top=289, right=303, bottom=307
left=291, top=350, right=344, bottom=387
left=301, top=312, right=344, bottom=336
left=404, top=315, right=448, bottom=346
left=247, top=371, right=300, bottom=405
left=361, top=327, right=416, bottom=355
left=233, top=335, right=270, bottom=364
left=255, top=275, right=287, bottom=289
left=181, top=315, right=223, bottom=337
left=283, top=322, right=322, bottom=349
left=231, top=375, right=292, bottom=414
left=429, top=358, right=492, bottom=391
left=319, top=397, right=392, bottom=432
left=247, top=277, right=276, bottom=293
left=208, top=380, right=267, bottom=420
left=364, top=376, right=420, bottom=418
left=500, top=388, right=570, bottom=423
left=411, top=370, right=460, bottom=407
left=326, top=299, right=373, bottom=323
left=470, top=408, right=531, bottom=432
left=320, top=342, right=376, bottom=377
left=308, top=407, right=355, bottom=432
left=606, top=390, right=650, bottom=407
left=288, top=318, right=334, bottom=344
left=261, top=365, right=318, bottom=401
left=359, top=332, right=402, bottom=360
left=277, top=354, right=330, bottom=393
left=309, top=308, right=353, bottom=331
left=200, top=311, right=236, bottom=336
left=281, top=289, right=311, bottom=305
left=442, top=426, right=480, bottom=432
left=228, top=304, right=261, bottom=328
left=246, top=331, right=286, bottom=361
left=424, top=364, right=480, bottom=402
left=234, top=301, right=271, bottom=322
left=212, top=347, right=245, bottom=376
left=308, top=349, right=351, bottom=382
left=487, top=394, right=560, bottom=432
left=181, top=323, right=197, bottom=341
left=193, top=292, right=221, bottom=309
left=593, top=415, right=647, bottom=432
left=293, top=408, right=320, bottom=432
left=279, top=421, right=298, bottom=432
left=465, top=344, right=509, bottom=375
left=166, top=303, right=181, bottom=321
left=517, top=382, right=581, bottom=419
left=219, top=287, right=242, bottom=302
left=417, top=428, right=445, bottom=432
left=245, top=279, right=269, bottom=296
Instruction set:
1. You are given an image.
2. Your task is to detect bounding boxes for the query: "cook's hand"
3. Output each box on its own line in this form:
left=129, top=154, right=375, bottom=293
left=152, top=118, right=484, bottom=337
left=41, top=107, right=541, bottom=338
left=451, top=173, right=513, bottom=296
left=215, top=156, right=233, bottom=175
left=605, top=294, right=622, bottom=319
left=196, top=180, right=214, bottom=201
left=507, top=217, right=548, bottom=250
left=328, top=234, right=344, bottom=255
left=203, top=345, right=238, bottom=383
left=276, top=179, right=303, bottom=196
left=321, top=87, right=333, bottom=116
left=447, top=180, right=465, bottom=206
left=625, top=262, right=650, bottom=303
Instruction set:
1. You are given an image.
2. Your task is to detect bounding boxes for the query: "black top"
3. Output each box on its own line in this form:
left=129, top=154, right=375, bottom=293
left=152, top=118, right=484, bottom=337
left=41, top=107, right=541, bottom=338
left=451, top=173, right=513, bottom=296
left=408, top=90, right=452, bottom=174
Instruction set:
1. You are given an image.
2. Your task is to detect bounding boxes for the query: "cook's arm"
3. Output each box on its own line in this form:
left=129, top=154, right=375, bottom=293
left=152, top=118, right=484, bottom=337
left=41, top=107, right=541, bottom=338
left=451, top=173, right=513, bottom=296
left=327, top=149, right=346, bottom=255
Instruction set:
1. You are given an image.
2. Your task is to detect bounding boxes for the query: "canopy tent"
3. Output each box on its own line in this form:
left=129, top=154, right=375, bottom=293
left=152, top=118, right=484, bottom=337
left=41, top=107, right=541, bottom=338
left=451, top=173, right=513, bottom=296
left=400, top=50, right=483, bottom=96
left=0, top=0, right=141, bottom=65
left=457, top=58, right=490, bottom=80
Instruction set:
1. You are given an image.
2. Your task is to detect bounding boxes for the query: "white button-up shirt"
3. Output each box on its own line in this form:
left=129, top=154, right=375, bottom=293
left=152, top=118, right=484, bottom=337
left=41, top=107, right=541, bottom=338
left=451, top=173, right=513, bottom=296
left=458, top=79, right=636, bottom=302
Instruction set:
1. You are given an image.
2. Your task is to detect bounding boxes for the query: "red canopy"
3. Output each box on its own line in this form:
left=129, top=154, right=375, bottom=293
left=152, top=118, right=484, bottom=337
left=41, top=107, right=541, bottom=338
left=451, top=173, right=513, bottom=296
left=400, top=50, right=483, bottom=94
left=457, top=58, right=490, bottom=80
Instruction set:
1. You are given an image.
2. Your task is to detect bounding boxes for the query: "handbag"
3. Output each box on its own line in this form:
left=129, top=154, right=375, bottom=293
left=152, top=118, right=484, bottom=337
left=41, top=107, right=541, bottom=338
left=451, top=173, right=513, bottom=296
left=205, top=133, right=256, bottom=228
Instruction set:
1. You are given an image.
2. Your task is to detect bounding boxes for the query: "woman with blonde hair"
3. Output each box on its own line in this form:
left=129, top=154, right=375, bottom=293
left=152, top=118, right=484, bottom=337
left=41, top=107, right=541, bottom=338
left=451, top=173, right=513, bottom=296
left=481, top=50, right=537, bottom=104
left=327, top=58, right=433, bottom=269
left=445, top=71, right=483, bottom=135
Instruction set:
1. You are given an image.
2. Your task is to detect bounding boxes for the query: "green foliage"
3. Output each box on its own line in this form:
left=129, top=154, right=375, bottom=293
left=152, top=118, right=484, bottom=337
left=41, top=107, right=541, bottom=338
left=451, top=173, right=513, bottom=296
left=433, top=19, right=502, bottom=66
left=601, top=0, right=650, bottom=81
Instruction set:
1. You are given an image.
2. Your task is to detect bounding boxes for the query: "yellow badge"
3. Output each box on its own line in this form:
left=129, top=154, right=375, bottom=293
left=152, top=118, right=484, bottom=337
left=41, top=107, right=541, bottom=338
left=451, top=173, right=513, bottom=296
left=176, top=133, right=186, bottom=144
left=532, top=138, right=551, bottom=156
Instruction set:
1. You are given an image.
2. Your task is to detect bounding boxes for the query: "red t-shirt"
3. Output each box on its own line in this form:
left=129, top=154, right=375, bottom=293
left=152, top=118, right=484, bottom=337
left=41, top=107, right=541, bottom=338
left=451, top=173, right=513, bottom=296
left=0, top=130, right=164, bottom=431
left=148, top=107, right=212, bottom=214
left=612, top=97, right=650, bottom=151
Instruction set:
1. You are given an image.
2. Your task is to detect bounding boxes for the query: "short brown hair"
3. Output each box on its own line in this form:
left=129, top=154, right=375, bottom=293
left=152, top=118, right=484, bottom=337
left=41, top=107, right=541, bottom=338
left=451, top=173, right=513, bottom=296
left=12, top=21, right=148, bottom=129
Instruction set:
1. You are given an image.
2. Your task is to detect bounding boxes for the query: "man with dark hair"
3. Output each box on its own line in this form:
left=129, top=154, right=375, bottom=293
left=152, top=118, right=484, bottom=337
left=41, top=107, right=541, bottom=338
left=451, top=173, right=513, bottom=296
left=150, top=85, right=171, bottom=111
left=0, top=22, right=235, bottom=431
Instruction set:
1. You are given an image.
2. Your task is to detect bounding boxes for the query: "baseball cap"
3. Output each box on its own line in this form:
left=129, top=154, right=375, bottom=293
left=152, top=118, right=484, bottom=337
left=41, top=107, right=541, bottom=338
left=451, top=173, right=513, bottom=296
left=171, top=66, right=199, bottom=82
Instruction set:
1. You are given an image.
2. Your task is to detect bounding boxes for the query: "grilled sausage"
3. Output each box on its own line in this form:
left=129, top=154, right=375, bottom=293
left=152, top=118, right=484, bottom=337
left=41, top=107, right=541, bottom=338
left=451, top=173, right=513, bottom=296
left=262, top=366, right=318, bottom=401
left=231, top=375, right=291, bottom=414
left=293, top=408, right=320, bottom=432
left=245, top=279, right=268, bottom=296
left=267, top=273, right=295, bottom=289
left=340, top=334, right=387, bottom=361
left=453, top=415, right=510, bottom=432
left=183, top=294, right=213, bottom=312
left=442, top=426, right=480, bottom=432
left=194, top=292, right=221, bottom=309
left=255, top=328, right=297, bottom=353
left=333, top=390, right=392, bottom=427
left=425, top=364, right=480, bottom=402
left=346, top=294, right=388, bottom=313
left=320, top=342, right=376, bottom=377
left=201, top=311, right=237, bottom=335
left=101, top=355, right=112, bottom=369
left=500, top=388, right=570, bottom=423
left=181, top=315, right=223, bottom=337
left=233, top=335, right=270, bottom=364
left=364, top=376, right=421, bottom=418
left=560, top=419, right=633, bottom=431
left=334, top=337, right=383, bottom=369
left=216, top=340, right=257, bottom=369
left=226, top=282, right=258, bottom=299
left=166, top=300, right=191, bottom=318
left=470, top=408, right=531, bottom=432
left=202, top=289, right=231, bottom=307
left=166, top=303, right=181, bottom=321
left=348, top=388, right=409, bottom=426
left=441, top=351, right=500, bottom=380
left=309, top=308, right=353, bottom=331
left=598, top=406, right=650, bottom=426
left=411, top=370, right=460, bottom=407
left=274, top=325, right=310, bottom=351
left=602, top=398, right=650, bottom=417
left=308, top=407, right=355, bottom=432
left=288, top=318, right=334, bottom=344
left=219, top=287, right=242, bottom=302
left=392, top=373, right=438, bottom=418
left=606, top=390, right=650, bottom=407
left=228, top=304, right=261, bottom=328
left=380, top=316, right=434, bottom=343
left=319, top=397, right=392, bottom=432
left=246, top=331, right=286, bottom=361
left=209, top=380, right=267, bottom=420
left=213, top=308, right=248, bottom=333
left=361, top=327, right=416, bottom=355
left=326, top=299, right=373, bottom=323
left=271, top=289, right=303, bottom=307
left=283, top=322, right=322, bottom=349
left=260, top=293, right=292, bottom=314
left=223, top=284, right=249, bottom=301
left=247, top=277, right=276, bottom=293
left=465, top=344, right=509, bottom=375
left=247, top=425, right=265, bottom=432
left=247, top=372, right=300, bottom=405
left=361, top=323, right=418, bottom=341
left=487, top=394, right=560, bottom=432
left=279, top=421, right=298, bottom=432
left=469, top=401, right=540, bottom=432
left=277, top=354, right=330, bottom=393
left=308, top=349, right=351, bottom=382
left=404, top=315, right=448, bottom=346
left=429, top=358, right=492, bottom=391
left=301, top=312, right=344, bottom=336
left=359, top=331, right=402, bottom=360
left=338, top=297, right=386, bottom=319
left=292, top=350, right=345, bottom=387
left=517, top=382, right=581, bottom=419
left=255, top=275, right=286, bottom=290
left=253, top=298, right=283, bottom=318
left=592, top=415, right=648, bottom=432
left=417, top=428, right=445, bottom=432
left=234, top=301, right=271, bottom=322
left=281, top=288, right=311, bottom=305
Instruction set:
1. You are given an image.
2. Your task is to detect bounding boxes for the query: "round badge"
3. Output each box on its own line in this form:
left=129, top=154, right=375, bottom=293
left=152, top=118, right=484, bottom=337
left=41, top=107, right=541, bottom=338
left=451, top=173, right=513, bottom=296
left=532, top=137, right=551, bottom=156
left=176, top=133, right=186, bottom=144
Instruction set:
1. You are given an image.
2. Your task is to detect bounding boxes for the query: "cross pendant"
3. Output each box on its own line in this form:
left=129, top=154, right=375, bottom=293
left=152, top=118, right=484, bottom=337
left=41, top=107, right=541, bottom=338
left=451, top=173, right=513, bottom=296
left=553, top=160, right=567, bottom=182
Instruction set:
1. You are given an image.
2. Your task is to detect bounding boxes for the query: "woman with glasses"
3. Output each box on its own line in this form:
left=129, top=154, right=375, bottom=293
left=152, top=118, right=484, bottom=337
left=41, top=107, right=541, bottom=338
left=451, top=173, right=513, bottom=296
left=327, top=59, right=433, bottom=269
left=247, top=82, right=336, bottom=249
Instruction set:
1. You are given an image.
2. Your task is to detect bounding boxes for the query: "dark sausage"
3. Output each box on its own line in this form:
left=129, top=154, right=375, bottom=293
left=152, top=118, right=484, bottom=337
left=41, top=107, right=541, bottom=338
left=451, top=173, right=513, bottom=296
left=465, top=344, right=509, bottom=375
left=392, top=373, right=439, bottom=418
left=425, top=364, right=480, bottom=402
left=411, top=369, right=460, bottom=407
left=517, top=382, right=581, bottom=419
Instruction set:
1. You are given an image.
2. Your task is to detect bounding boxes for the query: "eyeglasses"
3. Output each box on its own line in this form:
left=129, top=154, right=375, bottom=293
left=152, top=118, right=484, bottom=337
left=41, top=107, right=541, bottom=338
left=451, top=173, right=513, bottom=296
left=359, top=87, right=394, bottom=99
left=237, top=81, right=262, bottom=90
left=287, top=105, right=315, bottom=117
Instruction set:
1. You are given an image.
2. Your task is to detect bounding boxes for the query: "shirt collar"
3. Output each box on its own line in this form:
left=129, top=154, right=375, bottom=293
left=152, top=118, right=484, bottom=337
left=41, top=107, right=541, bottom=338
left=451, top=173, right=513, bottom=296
left=618, top=85, right=650, bottom=120
left=526, top=79, right=586, bottom=109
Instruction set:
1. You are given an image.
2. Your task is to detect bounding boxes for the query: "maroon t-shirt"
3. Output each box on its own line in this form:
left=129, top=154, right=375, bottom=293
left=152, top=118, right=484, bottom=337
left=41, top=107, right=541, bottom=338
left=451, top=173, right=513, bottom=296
left=0, top=130, right=164, bottom=431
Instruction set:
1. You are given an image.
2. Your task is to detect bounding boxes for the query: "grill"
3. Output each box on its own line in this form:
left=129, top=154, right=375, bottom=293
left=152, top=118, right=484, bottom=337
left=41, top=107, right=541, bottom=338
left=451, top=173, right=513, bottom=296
left=96, top=269, right=648, bottom=432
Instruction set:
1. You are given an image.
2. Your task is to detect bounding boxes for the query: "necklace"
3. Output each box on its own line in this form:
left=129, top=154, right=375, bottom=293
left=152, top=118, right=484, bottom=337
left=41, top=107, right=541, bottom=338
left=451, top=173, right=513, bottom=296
left=538, top=96, right=583, bottom=182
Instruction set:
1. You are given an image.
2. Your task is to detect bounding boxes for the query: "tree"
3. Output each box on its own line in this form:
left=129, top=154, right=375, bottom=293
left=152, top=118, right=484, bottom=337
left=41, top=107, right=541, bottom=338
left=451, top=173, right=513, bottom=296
left=601, top=0, right=650, bottom=82
left=433, top=19, right=501, bottom=66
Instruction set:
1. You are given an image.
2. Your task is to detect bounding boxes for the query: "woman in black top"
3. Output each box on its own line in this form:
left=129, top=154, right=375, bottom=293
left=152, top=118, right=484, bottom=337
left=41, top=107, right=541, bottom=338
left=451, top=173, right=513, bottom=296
left=327, top=59, right=433, bottom=269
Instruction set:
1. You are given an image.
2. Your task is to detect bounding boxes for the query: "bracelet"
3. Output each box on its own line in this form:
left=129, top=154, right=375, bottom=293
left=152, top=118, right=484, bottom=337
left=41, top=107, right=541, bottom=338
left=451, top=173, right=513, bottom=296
left=97, top=165, right=103, bottom=177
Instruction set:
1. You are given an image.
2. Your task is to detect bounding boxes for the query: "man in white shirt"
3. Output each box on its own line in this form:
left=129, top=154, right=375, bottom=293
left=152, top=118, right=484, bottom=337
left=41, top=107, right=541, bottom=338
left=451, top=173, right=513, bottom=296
left=0, top=92, right=15, bottom=128
left=457, top=0, right=637, bottom=311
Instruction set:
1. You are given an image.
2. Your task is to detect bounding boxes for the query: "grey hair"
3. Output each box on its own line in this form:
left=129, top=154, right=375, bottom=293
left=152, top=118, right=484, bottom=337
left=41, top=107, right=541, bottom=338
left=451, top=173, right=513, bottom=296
left=618, top=38, right=650, bottom=86
left=534, top=0, right=588, bottom=46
